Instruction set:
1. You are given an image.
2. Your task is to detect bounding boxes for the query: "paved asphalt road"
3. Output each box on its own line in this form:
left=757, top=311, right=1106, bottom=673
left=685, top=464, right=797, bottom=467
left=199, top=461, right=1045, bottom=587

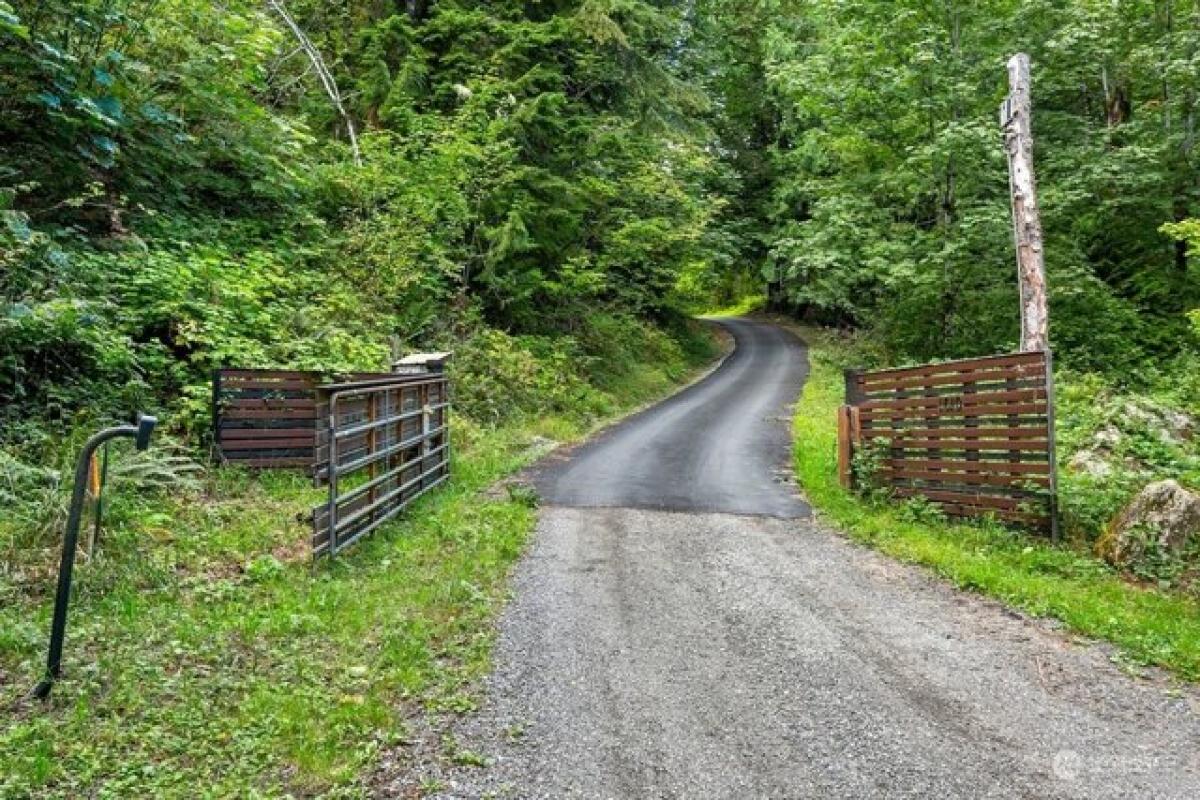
left=532, top=317, right=811, bottom=518
left=400, top=318, right=1200, bottom=800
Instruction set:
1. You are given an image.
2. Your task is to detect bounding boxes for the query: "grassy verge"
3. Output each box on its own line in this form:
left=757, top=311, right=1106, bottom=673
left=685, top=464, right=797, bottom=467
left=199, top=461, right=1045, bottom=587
left=0, top=324, right=719, bottom=799
left=698, top=294, right=765, bottom=319
left=790, top=324, right=1200, bottom=681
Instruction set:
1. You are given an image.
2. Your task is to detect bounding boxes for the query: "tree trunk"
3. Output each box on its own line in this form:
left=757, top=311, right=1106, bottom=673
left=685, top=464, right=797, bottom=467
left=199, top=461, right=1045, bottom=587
left=1101, top=65, right=1131, bottom=128
left=1002, top=54, right=1050, bottom=353
left=407, top=0, right=428, bottom=22
left=267, top=0, right=362, bottom=167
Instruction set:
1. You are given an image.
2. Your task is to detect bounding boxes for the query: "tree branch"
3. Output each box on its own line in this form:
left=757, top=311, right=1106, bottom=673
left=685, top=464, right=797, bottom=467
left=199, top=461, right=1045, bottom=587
left=266, top=0, right=362, bottom=167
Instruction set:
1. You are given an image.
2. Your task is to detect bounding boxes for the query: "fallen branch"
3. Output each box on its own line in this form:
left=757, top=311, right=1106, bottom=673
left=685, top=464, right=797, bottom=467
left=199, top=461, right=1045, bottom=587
left=266, top=0, right=362, bottom=167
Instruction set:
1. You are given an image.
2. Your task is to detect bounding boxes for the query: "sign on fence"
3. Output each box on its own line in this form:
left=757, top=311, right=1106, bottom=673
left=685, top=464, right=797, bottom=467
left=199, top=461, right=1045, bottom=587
left=839, top=351, right=1058, bottom=536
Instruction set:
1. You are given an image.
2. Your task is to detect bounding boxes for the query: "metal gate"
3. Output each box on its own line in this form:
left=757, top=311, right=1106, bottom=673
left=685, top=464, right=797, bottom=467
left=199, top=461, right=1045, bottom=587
left=311, top=374, right=450, bottom=557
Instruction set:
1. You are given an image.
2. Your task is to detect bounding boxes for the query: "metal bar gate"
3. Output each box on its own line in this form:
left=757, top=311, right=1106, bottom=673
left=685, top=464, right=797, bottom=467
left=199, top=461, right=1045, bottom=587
left=311, top=374, right=451, bottom=557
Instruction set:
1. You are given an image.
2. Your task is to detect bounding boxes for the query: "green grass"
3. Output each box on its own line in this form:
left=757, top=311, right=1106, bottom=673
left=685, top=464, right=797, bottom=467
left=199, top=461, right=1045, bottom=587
left=791, top=325, right=1200, bottom=681
left=698, top=294, right=765, bottom=318
left=0, top=330, right=718, bottom=799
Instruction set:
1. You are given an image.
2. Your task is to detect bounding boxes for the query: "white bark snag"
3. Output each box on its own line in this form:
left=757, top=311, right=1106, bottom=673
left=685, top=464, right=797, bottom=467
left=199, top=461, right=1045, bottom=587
left=267, top=0, right=362, bottom=167
left=1000, top=53, right=1048, bottom=352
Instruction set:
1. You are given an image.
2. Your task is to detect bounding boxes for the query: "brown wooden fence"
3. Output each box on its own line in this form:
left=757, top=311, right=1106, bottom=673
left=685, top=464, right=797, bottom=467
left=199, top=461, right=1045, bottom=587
left=212, top=368, right=397, bottom=470
left=838, top=351, right=1058, bottom=535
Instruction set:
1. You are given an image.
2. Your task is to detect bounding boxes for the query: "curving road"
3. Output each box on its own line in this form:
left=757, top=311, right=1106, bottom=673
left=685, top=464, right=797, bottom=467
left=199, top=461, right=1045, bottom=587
left=534, top=317, right=810, bottom=518
left=397, top=318, right=1200, bottom=800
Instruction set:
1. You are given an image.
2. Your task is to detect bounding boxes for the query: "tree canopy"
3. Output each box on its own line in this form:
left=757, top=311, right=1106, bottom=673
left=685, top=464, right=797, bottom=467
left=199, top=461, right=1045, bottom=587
left=2, top=0, right=1199, bottom=435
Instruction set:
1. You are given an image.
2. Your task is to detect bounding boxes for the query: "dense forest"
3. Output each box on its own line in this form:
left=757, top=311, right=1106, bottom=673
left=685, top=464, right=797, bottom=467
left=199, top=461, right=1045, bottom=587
left=4, top=2, right=1200, bottom=795
left=2, top=0, right=735, bottom=444
left=3, top=1, right=1199, bottom=440
left=743, top=0, right=1200, bottom=370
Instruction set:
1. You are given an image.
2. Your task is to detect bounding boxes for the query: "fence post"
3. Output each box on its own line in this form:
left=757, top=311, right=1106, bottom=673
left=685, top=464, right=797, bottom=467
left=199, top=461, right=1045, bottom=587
left=844, top=368, right=866, bottom=405
left=1045, top=349, right=1061, bottom=540
left=840, top=369, right=866, bottom=490
left=837, top=405, right=853, bottom=489
left=211, top=367, right=223, bottom=463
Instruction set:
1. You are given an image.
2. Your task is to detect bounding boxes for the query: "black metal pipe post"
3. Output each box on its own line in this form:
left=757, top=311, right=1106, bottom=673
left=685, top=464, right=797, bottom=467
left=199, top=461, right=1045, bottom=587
left=33, top=414, right=157, bottom=700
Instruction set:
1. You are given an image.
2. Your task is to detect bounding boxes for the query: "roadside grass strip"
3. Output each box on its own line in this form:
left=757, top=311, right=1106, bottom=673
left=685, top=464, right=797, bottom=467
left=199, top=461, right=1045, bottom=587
left=0, top=332, right=718, bottom=798
left=792, top=326, right=1200, bottom=681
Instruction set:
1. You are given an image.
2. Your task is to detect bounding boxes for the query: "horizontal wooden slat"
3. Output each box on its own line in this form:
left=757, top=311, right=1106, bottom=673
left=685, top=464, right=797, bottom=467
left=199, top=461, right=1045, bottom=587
left=222, top=408, right=318, bottom=420
left=219, top=427, right=316, bottom=440
left=224, top=398, right=317, bottom=411
left=220, top=438, right=314, bottom=451
left=861, top=382, right=1046, bottom=404
left=891, top=487, right=1041, bottom=512
left=220, top=369, right=317, bottom=380
left=864, top=429, right=1051, bottom=441
left=886, top=438, right=1049, bottom=452
left=219, top=456, right=314, bottom=468
left=860, top=387, right=1046, bottom=413
left=882, top=458, right=1050, bottom=474
left=863, top=365, right=1045, bottom=394
left=220, top=379, right=318, bottom=391
left=862, top=424, right=1047, bottom=436
left=859, top=402, right=1048, bottom=422
left=859, top=351, right=1045, bottom=385
left=880, top=467, right=1050, bottom=487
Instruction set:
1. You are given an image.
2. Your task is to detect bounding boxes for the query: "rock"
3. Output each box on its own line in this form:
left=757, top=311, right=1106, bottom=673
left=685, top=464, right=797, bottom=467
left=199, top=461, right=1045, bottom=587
left=1097, top=480, right=1200, bottom=569
left=1121, top=401, right=1157, bottom=428
left=1093, top=425, right=1122, bottom=450
left=1067, top=449, right=1114, bottom=478
left=1160, top=408, right=1195, bottom=441
left=1119, top=401, right=1194, bottom=444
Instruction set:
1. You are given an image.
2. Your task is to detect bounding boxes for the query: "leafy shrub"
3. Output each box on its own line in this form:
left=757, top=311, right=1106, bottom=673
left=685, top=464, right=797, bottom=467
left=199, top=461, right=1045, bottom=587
left=0, top=297, right=145, bottom=430
left=1056, top=367, right=1200, bottom=543
left=898, top=496, right=948, bottom=525
left=448, top=327, right=602, bottom=425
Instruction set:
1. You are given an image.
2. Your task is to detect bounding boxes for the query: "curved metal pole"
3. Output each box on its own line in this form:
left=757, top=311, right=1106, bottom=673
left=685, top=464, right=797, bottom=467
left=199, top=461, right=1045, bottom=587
left=34, top=415, right=156, bottom=700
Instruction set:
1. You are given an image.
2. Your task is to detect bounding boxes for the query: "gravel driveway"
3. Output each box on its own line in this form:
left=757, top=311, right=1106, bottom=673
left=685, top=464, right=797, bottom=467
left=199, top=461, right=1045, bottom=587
left=385, top=318, right=1200, bottom=799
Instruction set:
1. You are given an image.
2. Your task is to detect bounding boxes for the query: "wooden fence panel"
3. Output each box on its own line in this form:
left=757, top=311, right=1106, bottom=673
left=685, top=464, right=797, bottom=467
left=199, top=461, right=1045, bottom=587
left=842, top=351, right=1058, bottom=535
left=213, top=368, right=398, bottom=470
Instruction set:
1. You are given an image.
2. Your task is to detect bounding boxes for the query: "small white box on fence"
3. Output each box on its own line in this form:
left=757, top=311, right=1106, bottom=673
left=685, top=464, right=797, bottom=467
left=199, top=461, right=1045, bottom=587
left=392, top=352, right=453, bottom=375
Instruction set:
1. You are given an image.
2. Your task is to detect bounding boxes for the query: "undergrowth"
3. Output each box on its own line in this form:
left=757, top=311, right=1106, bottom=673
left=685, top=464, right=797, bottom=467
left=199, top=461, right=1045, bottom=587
left=0, top=319, right=718, bottom=799
left=789, top=323, right=1200, bottom=681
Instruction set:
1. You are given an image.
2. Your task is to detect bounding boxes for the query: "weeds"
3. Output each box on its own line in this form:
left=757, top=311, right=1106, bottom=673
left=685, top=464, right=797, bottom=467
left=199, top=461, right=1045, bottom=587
left=790, top=323, right=1200, bottom=680
left=0, top=321, right=719, bottom=798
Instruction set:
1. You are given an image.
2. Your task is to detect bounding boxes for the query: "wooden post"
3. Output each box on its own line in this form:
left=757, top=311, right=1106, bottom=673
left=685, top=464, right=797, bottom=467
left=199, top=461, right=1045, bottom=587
left=1000, top=53, right=1049, bottom=353
left=1044, top=349, right=1061, bottom=540
left=837, top=406, right=853, bottom=489
left=843, top=368, right=866, bottom=405
left=1002, top=59, right=1060, bottom=537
